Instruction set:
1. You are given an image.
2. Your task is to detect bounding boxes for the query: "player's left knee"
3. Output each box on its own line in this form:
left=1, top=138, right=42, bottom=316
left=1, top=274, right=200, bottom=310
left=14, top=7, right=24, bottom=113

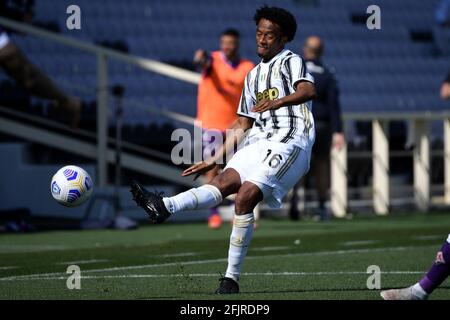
left=235, top=183, right=263, bottom=214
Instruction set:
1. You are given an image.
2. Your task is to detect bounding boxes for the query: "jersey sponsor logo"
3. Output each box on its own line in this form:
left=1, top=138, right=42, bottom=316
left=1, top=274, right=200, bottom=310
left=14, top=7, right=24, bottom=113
left=256, top=87, right=279, bottom=103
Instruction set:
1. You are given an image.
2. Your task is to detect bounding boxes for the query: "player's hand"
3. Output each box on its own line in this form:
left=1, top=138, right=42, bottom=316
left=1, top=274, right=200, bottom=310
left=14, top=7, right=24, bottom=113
left=193, top=49, right=208, bottom=66
left=252, top=98, right=284, bottom=113
left=181, top=161, right=217, bottom=181
left=332, top=132, right=345, bottom=150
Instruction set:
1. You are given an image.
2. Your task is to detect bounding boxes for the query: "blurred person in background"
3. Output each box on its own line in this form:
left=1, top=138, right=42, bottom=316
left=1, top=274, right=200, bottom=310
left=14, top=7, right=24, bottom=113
left=0, top=0, right=81, bottom=128
left=193, top=28, right=254, bottom=229
left=441, top=71, right=450, bottom=99
left=405, top=70, right=450, bottom=149
left=289, top=35, right=344, bottom=221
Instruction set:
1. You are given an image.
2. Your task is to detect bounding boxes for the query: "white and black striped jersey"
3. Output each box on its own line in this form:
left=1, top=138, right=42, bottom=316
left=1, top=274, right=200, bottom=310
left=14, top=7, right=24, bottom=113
left=237, top=49, right=315, bottom=150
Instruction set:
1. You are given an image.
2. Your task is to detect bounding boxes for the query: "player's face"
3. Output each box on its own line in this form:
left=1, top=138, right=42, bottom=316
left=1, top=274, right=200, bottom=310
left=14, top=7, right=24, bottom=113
left=220, top=35, right=239, bottom=60
left=256, top=19, right=286, bottom=61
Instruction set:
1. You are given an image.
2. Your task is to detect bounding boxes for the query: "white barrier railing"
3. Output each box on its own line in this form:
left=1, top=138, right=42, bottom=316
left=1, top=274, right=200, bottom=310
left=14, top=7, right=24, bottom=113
left=331, top=113, right=450, bottom=217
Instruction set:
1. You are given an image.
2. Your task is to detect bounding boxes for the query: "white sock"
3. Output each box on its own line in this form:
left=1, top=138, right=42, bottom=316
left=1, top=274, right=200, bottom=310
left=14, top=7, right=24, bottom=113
left=411, top=283, right=428, bottom=300
left=162, top=184, right=222, bottom=214
left=225, top=213, right=254, bottom=282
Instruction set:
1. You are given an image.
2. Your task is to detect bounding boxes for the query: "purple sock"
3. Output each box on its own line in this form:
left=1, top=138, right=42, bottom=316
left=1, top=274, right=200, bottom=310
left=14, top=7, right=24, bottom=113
left=418, top=241, right=450, bottom=294
left=209, top=207, right=219, bottom=217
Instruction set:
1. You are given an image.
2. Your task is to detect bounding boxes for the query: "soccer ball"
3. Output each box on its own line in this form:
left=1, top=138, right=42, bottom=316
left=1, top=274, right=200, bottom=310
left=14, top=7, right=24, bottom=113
left=50, top=165, right=93, bottom=207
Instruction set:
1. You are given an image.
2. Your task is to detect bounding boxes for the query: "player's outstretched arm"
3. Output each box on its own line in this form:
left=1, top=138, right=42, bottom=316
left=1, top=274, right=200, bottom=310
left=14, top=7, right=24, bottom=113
left=181, top=117, right=254, bottom=180
left=252, top=80, right=316, bottom=113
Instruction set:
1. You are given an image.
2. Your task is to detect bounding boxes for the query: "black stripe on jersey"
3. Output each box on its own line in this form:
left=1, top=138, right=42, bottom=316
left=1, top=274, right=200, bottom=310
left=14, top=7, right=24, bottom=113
left=283, top=55, right=306, bottom=90
left=254, top=66, right=263, bottom=128
left=238, top=87, right=248, bottom=114
left=299, top=57, right=306, bottom=78
left=254, top=65, right=261, bottom=96
left=267, top=60, right=279, bottom=138
left=281, top=106, right=297, bottom=143
left=280, top=58, right=292, bottom=96
left=298, top=58, right=304, bottom=78
left=255, top=120, right=264, bottom=133
left=275, top=146, right=301, bottom=180
left=283, top=54, right=294, bottom=83
left=280, top=64, right=297, bottom=144
left=246, top=75, right=256, bottom=107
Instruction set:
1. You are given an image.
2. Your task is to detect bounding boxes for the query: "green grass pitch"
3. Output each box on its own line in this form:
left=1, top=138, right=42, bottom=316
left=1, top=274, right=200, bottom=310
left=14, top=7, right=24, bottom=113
left=0, top=213, right=449, bottom=300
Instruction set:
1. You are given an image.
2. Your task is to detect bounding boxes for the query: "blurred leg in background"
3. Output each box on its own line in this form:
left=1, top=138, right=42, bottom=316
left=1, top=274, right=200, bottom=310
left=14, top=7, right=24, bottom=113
left=311, top=121, right=332, bottom=221
left=0, top=36, right=81, bottom=128
left=289, top=179, right=304, bottom=221
left=289, top=121, right=332, bottom=221
left=312, top=152, right=330, bottom=220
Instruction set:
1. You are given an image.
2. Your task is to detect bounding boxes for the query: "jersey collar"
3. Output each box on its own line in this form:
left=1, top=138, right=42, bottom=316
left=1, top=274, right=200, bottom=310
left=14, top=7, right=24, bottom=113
left=260, top=49, right=291, bottom=65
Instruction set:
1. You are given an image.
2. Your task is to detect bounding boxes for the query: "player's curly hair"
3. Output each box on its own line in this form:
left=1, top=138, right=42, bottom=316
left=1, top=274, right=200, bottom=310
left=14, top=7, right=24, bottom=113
left=253, top=5, right=297, bottom=42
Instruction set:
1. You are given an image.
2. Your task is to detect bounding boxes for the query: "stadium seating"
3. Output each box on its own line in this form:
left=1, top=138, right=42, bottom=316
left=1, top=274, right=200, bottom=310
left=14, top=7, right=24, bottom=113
left=3, top=0, right=450, bottom=126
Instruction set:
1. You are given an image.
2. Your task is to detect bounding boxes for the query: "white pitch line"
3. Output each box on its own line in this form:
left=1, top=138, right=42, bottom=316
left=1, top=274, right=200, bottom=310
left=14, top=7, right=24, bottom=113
left=0, top=266, right=17, bottom=271
left=0, top=258, right=227, bottom=281
left=0, top=271, right=425, bottom=282
left=341, top=240, right=379, bottom=246
left=252, top=246, right=291, bottom=251
left=56, top=259, right=109, bottom=265
left=0, top=244, right=68, bottom=253
left=0, top=245, right=436, bottom=282
left=413, top=235, right=443, bottom=241
left=160, top=252, right=198, bottom=258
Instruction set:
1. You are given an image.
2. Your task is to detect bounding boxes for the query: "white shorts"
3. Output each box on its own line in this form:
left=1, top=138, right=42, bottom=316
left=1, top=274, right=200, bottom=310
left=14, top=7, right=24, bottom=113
left=0, top=31, right=10, bottom=51
left=447, top=233, right=450, bottom=244
left=224, top=139, right=311, bottom=208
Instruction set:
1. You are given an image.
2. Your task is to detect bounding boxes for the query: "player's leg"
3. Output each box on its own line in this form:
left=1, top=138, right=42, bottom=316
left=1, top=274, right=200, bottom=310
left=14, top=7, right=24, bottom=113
left=130, top=168, right=241, bottom=223
left=216, top=181, right=263, bottom=294
left=311, top=122, right=331, bottom=220
left=164, top=168, right=240, bottom=213
left=217, top=143, right=312, bottom=294
left=202, top=129, right=224, bottom=229
left=131, top=140, right=256, bottom=223
left=289, top=179, right=305, bottom=221
left=0, top=42, right=81, bottom=127
left=381, top=235, right=450, bottom=300
left=313, top=156, right=329, bottom=220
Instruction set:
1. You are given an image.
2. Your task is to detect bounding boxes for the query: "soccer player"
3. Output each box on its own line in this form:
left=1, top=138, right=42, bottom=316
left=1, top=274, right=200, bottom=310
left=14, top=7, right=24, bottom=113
left=194, top=28, right=254, bottom=229
left=380, top=234, right=450, bottom=300
left=131, top=6, right=316, bottom=294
